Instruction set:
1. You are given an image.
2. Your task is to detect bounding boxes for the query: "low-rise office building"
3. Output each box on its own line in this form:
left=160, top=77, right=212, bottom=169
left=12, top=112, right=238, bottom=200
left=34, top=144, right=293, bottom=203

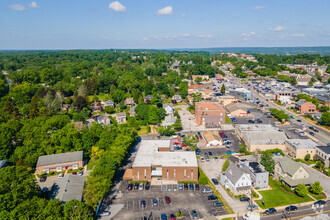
left=315, top=146, right=330, bottom=168
left=225, top=103, right=248, bottom=117
left=295, top=100, right=317, bottom=114
left=131, top=140, right=198, bottom=182
left=235, top=124, right=287, bottom=152
left=232, top=88, right=252, bottom=101
left=195, top=102, right=225, bottom=126
left=285, top=139, right=317, bottom=159
left=203, top=130, right=222, bottom=147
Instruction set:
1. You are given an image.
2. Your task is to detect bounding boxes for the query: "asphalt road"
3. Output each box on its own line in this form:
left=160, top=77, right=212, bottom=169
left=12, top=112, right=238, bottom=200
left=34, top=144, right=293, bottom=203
left=227, top=74, right=330, bottom=146
left=260, top=203, right=330, bottom=220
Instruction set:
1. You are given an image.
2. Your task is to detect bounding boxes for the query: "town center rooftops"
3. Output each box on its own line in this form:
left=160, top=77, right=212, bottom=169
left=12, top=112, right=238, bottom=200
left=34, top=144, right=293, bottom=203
left=132, top=140, right=198, bottom=168
left=286, top=139, right=318, bottom=149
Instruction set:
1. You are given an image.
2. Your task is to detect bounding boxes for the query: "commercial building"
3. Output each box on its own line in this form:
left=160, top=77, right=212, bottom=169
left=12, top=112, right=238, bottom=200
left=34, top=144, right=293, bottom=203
left=36, top=151, right=84, bottom=174
left=295, top=100, right=317, bottom=114
left=235, top=124, right=287, bottom=152
left=195, top=102, right=225, bottom=126
left=285, top=139, right=317, bottom=159
left=131, top=140, right=198, bottom=182
left=315, top=146, right=330, bottom=168
left=232, top=88, right=252, bottom=101
left=203, top=130, right=222, bottom=147
left=274, top=156, right=312, bottom=188
left=218, top=95, right=238, bottom=106
left=225, top=103, right=248, bottom=117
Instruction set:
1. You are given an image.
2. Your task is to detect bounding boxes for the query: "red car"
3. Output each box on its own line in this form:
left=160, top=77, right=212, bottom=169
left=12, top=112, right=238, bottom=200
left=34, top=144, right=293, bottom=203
left=165, top=196, right=171, bottom=204
left=170, top=214, right=176, bottom=220
left=219, top=132, right=226, bottom=136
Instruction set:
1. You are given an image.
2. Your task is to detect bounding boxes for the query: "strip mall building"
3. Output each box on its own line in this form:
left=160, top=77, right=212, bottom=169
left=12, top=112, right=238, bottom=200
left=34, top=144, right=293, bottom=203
left=131, top=140, right=198, bottom=182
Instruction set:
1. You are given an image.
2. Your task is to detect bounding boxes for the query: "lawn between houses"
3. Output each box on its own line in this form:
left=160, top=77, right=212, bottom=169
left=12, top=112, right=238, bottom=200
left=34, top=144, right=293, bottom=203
left=255, top=178, right=313, bottom=209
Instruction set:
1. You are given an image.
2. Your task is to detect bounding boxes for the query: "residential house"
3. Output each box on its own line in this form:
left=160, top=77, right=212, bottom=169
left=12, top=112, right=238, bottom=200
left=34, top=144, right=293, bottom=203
left=95, top=115, right=111, bottom=126
left=247, top=162, right=269, bottom=189
left=144, top=95, right=153, bottom=104
left=50, top=175, right=85, bottom=203
left=161, top=115, right=177, bottom=127
left=169, top=61, right=181, bottom=70
left=116, top=112, right=127, bottom=124
left=130, top=140, right=198, bottom=182
left=130, top=106, right=136, bottom=117
left=61, top=104, right=71, bottom=111
left=274, top=156, right=312, bottom=188
left=225, top=103, right=248, bottom=117
left=285, top=139, right=317, bottom=159
left=220, top=163, right=252, bottom=195
left=163, top=103, right=174, bottom=115
left=192, top=75, right=209, bottom=82
left=203, top=131, right=222, bottom=147
left=188, top=84, right=203, bottom=95
left=0, top=160, right=7, bottom=169
left=201, top=89, right=214, bottom=100
left=125, top=98, right=135, bottom=107
left=314, top=146, right=330, bottom=168
left=91, top=102, right=102, bottom=112
left=172, top=93, right=182, bottom=103
left=195, top=102, right=225, bottom=126
left=36, top=151, right=84, bottom=174
left=103, top=100, right=114, bottom=108
left=218, top=95, right=238, bottom=106
left=295, top=100, right=317, bottom=114
left=296, top=77, right=311, bottom=86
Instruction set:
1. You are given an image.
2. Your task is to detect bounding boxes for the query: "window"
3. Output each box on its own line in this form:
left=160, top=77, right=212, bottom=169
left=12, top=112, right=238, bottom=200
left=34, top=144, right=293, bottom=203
left=144, top=169, right=146, bottom=180
left=174, top=169, right=176, bottom=180
left=56, top=167, right=62, bottom=172
left=242, top=177, right=245, bottom=180
left=167, top=169, right=169, bottom=180
left=264, top=181, right=266, bottom=183
left=44, top=168, right=50, bottom=173
left=184, top=169, right=186, bottom=179
left=137, top=169, right=139, bottom=180
left=73, top=164, right=78, bottom=170
left=191, top=169, right=193, bottom=180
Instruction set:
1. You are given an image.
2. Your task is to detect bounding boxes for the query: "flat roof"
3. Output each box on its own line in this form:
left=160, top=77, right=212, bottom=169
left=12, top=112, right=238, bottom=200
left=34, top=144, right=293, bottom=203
left=132, top=140, right=198, bottom=168
left=195, top=102, right=224, bottom=111
left=286, top=139, right=318, bottom=150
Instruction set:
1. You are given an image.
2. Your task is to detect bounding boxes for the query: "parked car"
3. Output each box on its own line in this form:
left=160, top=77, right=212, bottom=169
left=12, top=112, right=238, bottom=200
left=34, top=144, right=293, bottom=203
left=247, top=204, right=258, bottom=211
left=192, top=210, right=199, bottom=219
left=309, top=131, right=315, bottom=136
left=195, top=184, right=200, bottom=190
left=208, top=195, right=217, bottom=200
left=202, top=188, right=212, bottom=194
left=211, top=178, right=219, bottom=185
left=196, top=151, right=200, bottom=156
left=208, top=152, right=213, bottom=156
left=200, top=157, right=205, bottom=162
left=78, top=171, right=83, bottom=176
left=309, top=126, right=314, bottom=130
left=285, top=205, right=297, bottom=211
left=139, top=182, right=144, bottom=190
left=165, top=196, right=171, bottom=204
left=153, top=198, right=158, bottom=206
left=314, top=129, right=319, bottom=133
left=297, top=119, right=302, bottom=122
left=213, top=201, right=224, bottom=207
left=145, top=182, right=150, bottom=190
left=240, top=197, right=250, bottom=202
left=140, top=200, right=146, bottom=208
left=72, top=172, right=77, bottom=175
left=59, top=173, right=64, bottom=178
left=178, top=183, right=183, bottom=190
left=40, top=175, right=47, bottom=182
left=314, top=200, right=326, bottom=206
left=134, top=182, right=139, bottom=190
left=184, top=183, right=188, bottom=190
left=189, top=183, right=194, bottom=190
left=98, top=211, right=111, bottom=217
left=128, top=183, right=133, bottom=190
left=161, top=214, right=167, bottom=220
left=206, top=156, right=210, bottom=161
left=170, top=213, right=176, bottom=220
left=214, top=156, right=218, bottom=161
left=265, top=208, right=277, bottom=215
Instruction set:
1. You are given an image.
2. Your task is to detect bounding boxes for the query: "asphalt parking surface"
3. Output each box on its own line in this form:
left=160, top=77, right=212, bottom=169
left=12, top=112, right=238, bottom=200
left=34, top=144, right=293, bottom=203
left=109, top=181, right=228, bottom=219
left=233, top=109, right=274, bottom=125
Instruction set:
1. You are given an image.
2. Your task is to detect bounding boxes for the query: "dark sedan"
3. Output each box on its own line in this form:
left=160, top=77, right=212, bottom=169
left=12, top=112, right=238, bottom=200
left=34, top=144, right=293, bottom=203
left=285, top=205, right=297, bottom=211
left=265, top=208, right=277, bottom=215
left=211, top=178, right=219, bottom=185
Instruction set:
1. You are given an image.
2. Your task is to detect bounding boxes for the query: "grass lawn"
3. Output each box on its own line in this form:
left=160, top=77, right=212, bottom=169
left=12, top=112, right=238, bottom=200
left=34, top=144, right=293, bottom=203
left=255, top=178, right=313, bottom=209
left=310, top=193, right=326, bottom=200
left=225, top=115, right=231, bottom=124
left=198, top=167, right=209, bottom=185
left=174, top=102, right=187, bottom=106
left=138, top=126, right=149, bottom=135
left=175, top=108, right=182, bottom=111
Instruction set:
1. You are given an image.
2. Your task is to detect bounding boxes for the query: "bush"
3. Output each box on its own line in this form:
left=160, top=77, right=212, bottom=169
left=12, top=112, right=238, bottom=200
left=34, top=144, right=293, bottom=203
left=295, top=184, right=308, bottom=197
left=304, top=154, right=311, bottom=161
left=315, top=161, right=324, bottom=169
left=309, top=181, right=323, bottom=195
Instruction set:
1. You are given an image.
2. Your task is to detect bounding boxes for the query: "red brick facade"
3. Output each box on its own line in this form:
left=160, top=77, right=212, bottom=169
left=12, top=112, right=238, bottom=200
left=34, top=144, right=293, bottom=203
left=195, top=102, right=225, bottom=126
left=296, top=101, right=317, bottom=114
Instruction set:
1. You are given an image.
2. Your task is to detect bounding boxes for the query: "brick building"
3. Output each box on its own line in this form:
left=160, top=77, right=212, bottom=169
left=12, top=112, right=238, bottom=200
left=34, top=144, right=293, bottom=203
left=131, top=140, right=198, bottom=182
left=295, top=100, right=317, bottom=114
left=195, top=102, right=225, bottom=126
left=36, top=151, right=83, bottom=174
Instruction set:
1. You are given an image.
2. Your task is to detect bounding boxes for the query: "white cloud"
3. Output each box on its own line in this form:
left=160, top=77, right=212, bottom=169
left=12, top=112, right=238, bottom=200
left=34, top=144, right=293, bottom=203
left=29, top=1, right=39, bottom=8
left=292, top=33, right=306, bottom=37
left=181, top=13, right=186, bottom=18
left=197, top=34, right=213, bottom=39
left=183, top=33, right=191, bottom=37
left=252, top=6, right=266, bottom=10
left=142, top=37, right=148, bottom=41
left=157, top=6, right=173, bottom=16
left=269, top=26, right=286, bottom=31
left=109, top=1, right=126, bottom=12
left=8, top=4, right=26, bottom=11
left=241, top=32, right=259, bottom=40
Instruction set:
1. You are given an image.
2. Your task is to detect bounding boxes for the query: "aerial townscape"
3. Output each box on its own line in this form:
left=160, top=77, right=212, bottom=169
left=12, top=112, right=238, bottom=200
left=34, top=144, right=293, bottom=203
left=0, top=1, right=330, bottom=220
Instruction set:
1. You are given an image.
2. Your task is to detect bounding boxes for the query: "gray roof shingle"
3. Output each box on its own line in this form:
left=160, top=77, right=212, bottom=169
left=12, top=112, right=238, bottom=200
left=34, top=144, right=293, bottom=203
left=50, top=175, right=85, bottom=203
left=36, top=151, right=83, bottom=167
left=223, top=163, right=246, bottom=184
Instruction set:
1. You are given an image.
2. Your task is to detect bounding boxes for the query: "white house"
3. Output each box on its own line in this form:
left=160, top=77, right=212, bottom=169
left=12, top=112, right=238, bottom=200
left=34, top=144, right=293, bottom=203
left=203, top=131, right=222, bottom=147
left=163, top=104, right=175, bottom=116
left=220, top=163, right=253, bottom=195
left=95, top=115, right=111, bottom=126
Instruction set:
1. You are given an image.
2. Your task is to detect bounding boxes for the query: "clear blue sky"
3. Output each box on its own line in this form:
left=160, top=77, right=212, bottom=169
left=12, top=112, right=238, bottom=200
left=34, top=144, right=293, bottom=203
left=1, top=0, right=330, bottom=49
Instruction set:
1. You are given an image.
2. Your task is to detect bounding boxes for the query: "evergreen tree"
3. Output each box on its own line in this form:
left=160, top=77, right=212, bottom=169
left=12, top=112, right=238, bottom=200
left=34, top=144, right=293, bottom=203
left=221, top=84, right=226, bottom=95
left=29, top=95, right=39, bottom=118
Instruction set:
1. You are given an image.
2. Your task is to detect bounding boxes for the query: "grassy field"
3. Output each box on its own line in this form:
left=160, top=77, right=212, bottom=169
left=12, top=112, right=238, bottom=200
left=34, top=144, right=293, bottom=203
left=255, top=178, right=313, bottom=209
left=138, top=126, right=149, bottom=135
left=310, top=193, right=326, bottom=200
left=198, top=167, right=209, bottom=185
left=225, top=115, right=231, bottom=124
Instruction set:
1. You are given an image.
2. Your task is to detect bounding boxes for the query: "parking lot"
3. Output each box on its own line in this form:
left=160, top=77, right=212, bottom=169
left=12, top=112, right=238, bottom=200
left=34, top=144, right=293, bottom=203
left=108, top=181, right=228, bottom=219
left=199, top=131, right=241, bottom=157
left=233, top=108, right=274, bottom=125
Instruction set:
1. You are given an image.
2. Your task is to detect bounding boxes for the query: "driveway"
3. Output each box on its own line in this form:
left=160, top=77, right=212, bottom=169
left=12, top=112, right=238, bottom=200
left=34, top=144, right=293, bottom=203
left=199, top=159, right=247, bottom=214
left=177, top=106, right=203, bottom=132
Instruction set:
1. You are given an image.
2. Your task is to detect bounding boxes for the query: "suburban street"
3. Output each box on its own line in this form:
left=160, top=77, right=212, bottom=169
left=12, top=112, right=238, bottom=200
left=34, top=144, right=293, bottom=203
left=227, top=73, right=330, bottom=146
